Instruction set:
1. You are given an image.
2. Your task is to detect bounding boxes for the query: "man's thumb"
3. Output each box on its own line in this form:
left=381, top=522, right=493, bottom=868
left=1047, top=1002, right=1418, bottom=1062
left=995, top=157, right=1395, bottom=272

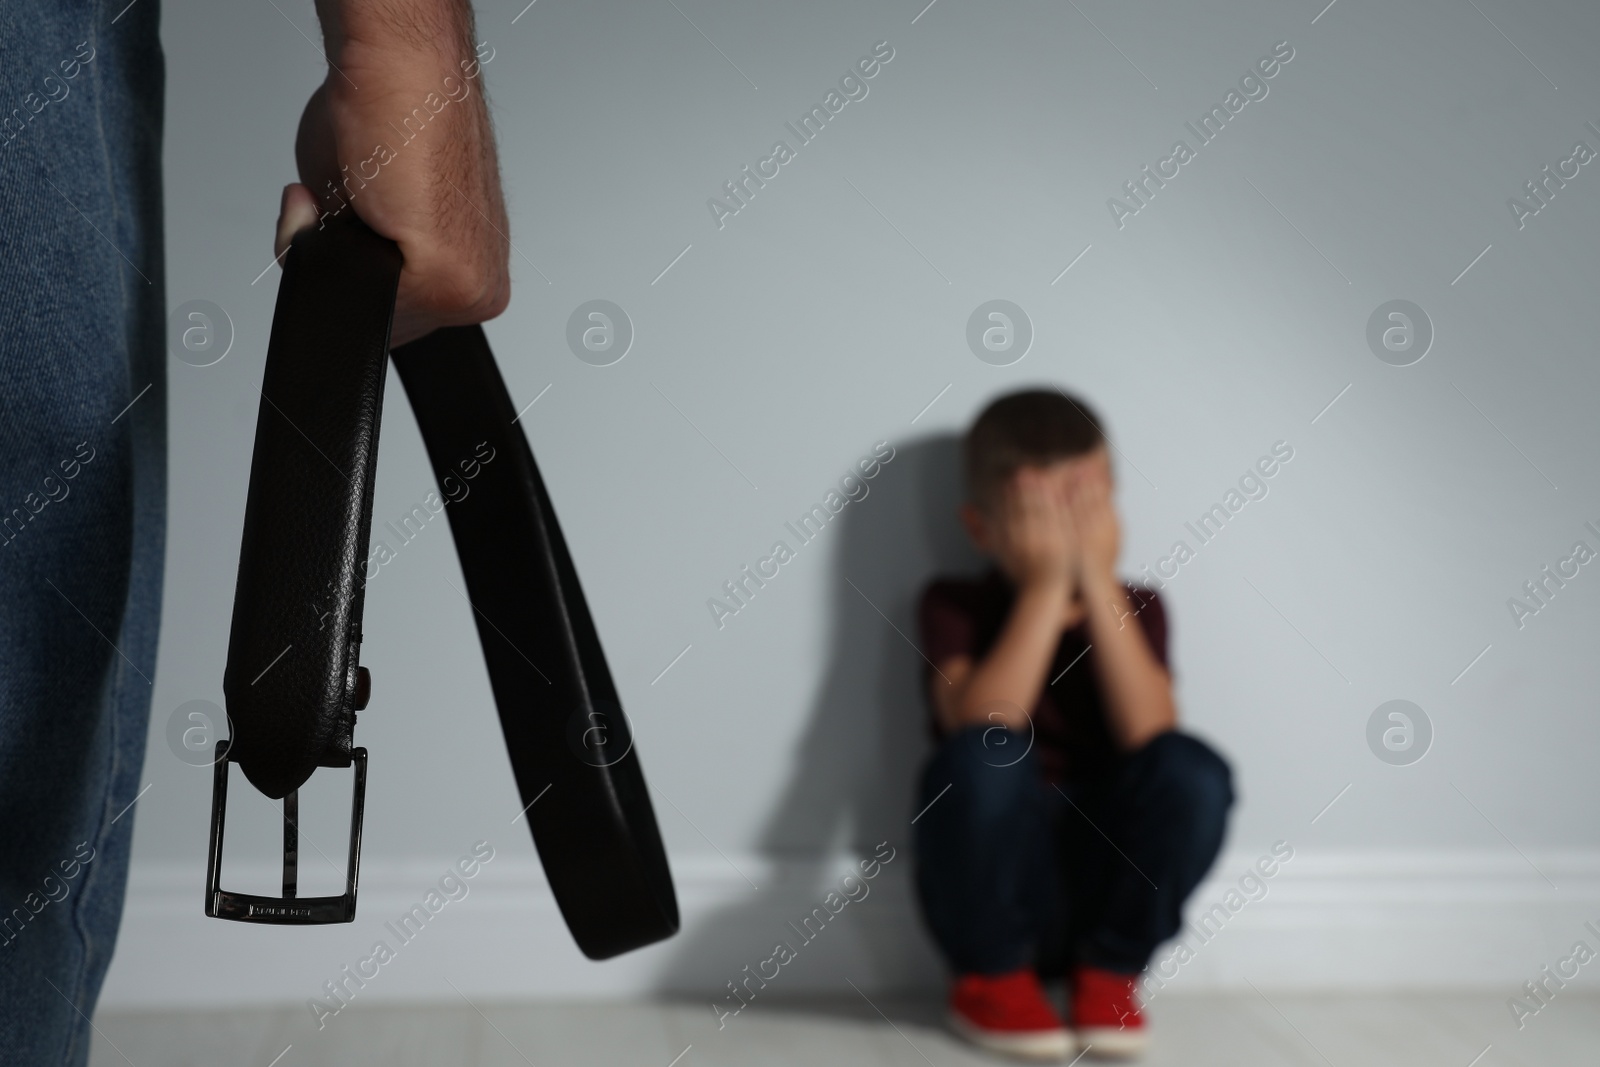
left=274, top=183, right=321, bottom=261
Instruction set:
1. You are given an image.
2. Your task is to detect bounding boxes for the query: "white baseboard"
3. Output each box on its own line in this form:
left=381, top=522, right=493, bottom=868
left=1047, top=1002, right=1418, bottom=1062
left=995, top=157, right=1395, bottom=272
left=99, top=849, right=1600, bottom=1010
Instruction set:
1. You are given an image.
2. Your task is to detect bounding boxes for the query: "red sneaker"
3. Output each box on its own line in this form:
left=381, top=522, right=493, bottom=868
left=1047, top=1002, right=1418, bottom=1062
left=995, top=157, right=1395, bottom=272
left=1070, top=965, right=1148, bottom=1059
left=948, top=968, right=1073, bottom=1061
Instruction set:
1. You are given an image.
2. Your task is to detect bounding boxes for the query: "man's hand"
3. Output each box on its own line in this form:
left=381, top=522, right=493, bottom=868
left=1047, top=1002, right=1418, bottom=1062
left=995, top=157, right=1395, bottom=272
left=274, top=0, right=511, bottom=347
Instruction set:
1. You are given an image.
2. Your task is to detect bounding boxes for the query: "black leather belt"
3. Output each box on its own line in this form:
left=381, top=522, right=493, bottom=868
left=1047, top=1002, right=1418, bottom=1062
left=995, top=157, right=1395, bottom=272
left=207, top=218, right=679, bottom=960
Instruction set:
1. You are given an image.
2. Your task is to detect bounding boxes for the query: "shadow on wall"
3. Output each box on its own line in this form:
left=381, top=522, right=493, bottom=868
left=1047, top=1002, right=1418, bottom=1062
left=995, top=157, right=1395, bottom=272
left=653, top=433, right=985, bottom=999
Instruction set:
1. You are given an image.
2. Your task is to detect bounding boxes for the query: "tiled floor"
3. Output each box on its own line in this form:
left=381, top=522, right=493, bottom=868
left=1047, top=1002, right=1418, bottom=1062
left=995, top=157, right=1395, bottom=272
left=91, top=993, right=1598, bottom=1066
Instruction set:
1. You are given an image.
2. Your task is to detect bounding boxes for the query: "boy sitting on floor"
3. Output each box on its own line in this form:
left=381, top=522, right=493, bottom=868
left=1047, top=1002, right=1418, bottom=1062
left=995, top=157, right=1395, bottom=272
left=914, top=389, right=1233, bottom=1061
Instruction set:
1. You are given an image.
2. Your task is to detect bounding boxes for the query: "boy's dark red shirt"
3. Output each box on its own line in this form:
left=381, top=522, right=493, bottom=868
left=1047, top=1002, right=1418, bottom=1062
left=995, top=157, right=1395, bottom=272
left=917, top=570, right=1169, bottom=785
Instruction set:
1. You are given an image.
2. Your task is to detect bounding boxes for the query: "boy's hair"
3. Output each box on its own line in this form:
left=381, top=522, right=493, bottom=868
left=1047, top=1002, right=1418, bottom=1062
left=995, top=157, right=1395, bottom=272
left=964, top=389, right=1106, bottom=505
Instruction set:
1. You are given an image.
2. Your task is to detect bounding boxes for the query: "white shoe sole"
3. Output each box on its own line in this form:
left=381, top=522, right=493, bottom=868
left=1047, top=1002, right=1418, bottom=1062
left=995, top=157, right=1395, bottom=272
left=1075, top=1025, right=1149, bottom=1059
left=948, top=1010, right=1074, bottom=1061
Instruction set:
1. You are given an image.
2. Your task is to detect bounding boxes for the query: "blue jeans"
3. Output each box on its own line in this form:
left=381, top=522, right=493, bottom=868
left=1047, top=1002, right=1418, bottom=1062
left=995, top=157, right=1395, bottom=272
left=914, top=727, right=1232, bottom=976
left=0, top=1, right=166, bottom=1063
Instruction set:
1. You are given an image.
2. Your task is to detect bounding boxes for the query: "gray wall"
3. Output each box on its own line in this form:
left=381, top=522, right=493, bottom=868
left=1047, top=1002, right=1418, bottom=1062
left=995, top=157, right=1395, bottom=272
left=140, top=0, right=1600, bottom=986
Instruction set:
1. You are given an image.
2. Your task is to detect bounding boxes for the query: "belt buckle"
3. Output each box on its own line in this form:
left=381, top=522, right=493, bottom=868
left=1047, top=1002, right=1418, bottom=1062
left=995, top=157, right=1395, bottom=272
left=204, top=738, right=366, bottom=924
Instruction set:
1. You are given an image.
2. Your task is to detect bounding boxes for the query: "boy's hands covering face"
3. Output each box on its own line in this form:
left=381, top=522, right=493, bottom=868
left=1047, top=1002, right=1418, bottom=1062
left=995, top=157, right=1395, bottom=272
left=1069, top=472, right=1120, bottom=584
left=992, top=467, right=1077, bottom=593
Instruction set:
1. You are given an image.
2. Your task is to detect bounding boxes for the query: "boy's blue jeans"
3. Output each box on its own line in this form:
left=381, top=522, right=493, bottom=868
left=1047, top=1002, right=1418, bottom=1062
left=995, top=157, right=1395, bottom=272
left=914, top=727, right=1233, bottom=977
left=0, top=1, right=166, bottom=1064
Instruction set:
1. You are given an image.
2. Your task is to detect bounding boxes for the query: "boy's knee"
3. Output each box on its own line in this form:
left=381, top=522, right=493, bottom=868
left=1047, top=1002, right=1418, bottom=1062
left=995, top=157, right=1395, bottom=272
left=929, top=725, right=1040, bottom=819
left=1137, top=731, right=1234, bottom=820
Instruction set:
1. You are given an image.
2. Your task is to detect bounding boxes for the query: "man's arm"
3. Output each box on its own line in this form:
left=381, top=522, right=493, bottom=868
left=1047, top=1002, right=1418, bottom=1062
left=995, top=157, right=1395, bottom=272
left=1071, top=477, right=1177, bottom=751
left=930, top=471, right=1075, bottom=734
left=274, top=0, right=511, bottom=346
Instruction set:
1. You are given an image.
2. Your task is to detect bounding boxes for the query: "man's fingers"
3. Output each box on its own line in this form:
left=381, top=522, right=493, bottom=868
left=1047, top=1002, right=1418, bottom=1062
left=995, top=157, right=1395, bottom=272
left=274, top=183, right=321, bottom=260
